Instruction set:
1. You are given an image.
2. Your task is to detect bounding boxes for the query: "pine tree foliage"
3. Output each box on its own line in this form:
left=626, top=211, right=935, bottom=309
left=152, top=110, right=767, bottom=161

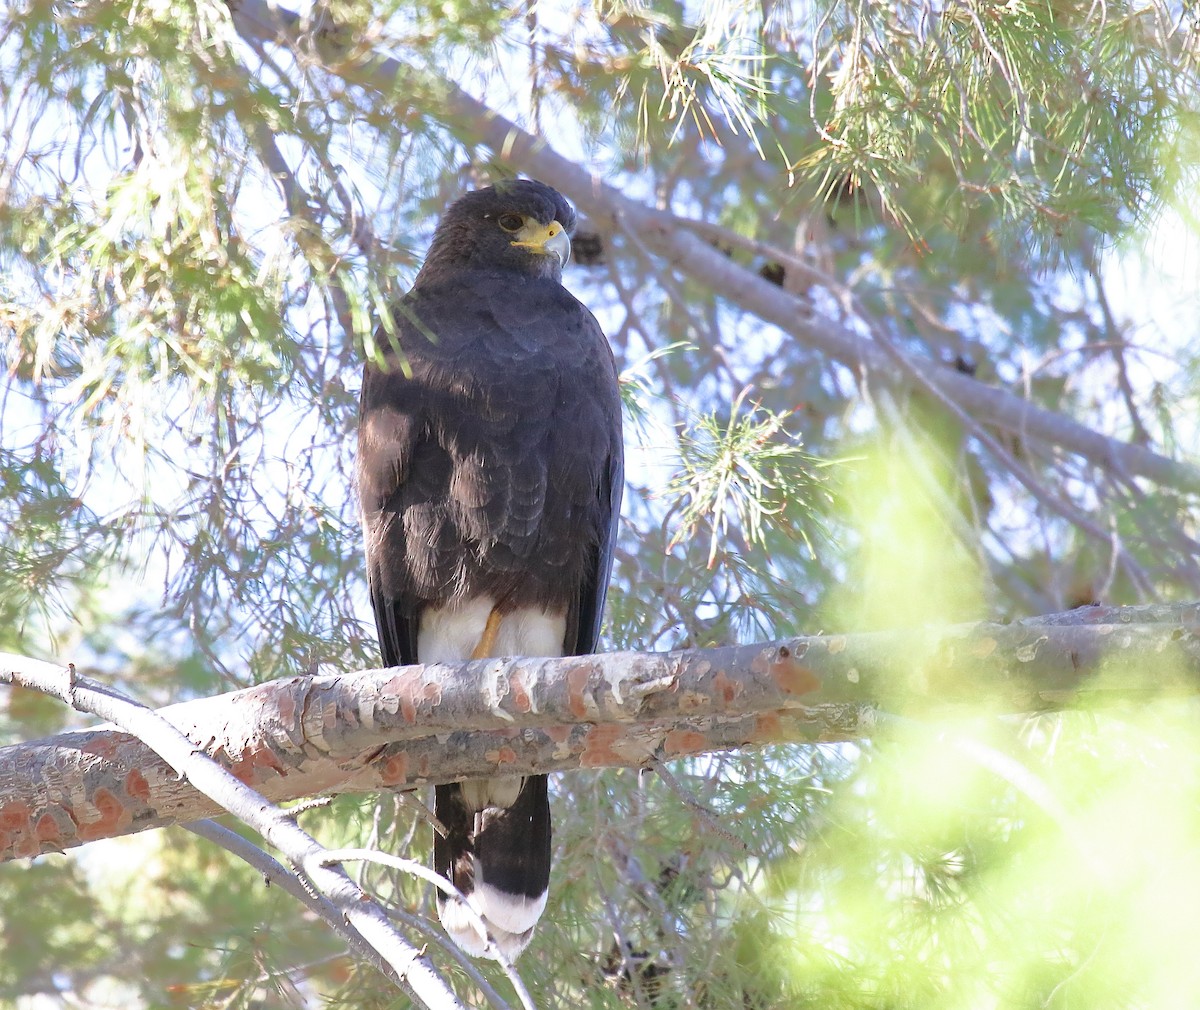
left=1, top=0, right=1199, bottom=1006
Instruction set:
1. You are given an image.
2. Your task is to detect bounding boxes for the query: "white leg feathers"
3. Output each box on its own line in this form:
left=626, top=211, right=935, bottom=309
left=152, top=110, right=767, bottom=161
left=418, top=597, right=567, bottom=664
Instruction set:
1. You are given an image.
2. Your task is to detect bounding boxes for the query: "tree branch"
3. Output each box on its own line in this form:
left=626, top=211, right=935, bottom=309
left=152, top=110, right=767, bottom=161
left=5, top=603, right=1200, bottom=862
left=0, top=657, right=471, bottom=1010
left=182, top=819, right=427, bottom=998
left=227, top=0, right=1200, bottom=497
left=187, top=819, right=520, bottom=1008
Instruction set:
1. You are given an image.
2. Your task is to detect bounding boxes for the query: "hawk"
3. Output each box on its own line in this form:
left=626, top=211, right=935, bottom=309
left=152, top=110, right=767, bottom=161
left=358, top=179, right=624, bottom=960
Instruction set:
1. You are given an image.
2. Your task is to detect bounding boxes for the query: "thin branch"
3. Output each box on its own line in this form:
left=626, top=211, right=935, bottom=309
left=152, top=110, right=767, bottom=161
left=0, top=657, right=468, bottom=1010
left=182, top=818, right=407, bottom=989
left=221, top=51, right=361, bottom=348
left=315, top=848, right=536, bottom=1010
left=385, top=903, right=518, bottom=1010
left=649, top=759, right=750, bottom=853
left=1081, top=237, right=1152, bottom=446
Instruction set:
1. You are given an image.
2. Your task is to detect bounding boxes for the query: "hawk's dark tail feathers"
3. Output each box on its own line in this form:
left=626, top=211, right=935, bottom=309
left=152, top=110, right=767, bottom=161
left=434, top=775, right=551, bottom=961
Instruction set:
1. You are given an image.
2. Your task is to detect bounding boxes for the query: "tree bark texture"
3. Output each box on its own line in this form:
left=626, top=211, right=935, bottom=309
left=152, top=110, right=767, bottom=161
left=4, top=604, right=1200, bottom=862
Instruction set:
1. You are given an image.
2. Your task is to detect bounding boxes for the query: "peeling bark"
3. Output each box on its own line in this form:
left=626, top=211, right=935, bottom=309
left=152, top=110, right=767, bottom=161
left=4, top=604, right=1200, bottom=861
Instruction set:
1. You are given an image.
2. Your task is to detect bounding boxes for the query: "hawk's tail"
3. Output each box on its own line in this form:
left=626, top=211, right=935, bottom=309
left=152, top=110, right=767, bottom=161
left=434, top=774, right=551, bottom=961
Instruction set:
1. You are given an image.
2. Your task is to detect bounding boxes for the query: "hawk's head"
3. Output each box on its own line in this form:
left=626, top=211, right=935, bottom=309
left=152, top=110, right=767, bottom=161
left=418, top=179, right=577, bottom=284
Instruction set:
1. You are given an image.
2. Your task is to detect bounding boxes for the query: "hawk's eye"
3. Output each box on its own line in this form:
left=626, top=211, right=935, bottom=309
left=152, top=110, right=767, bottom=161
left=497, top=213, right=525, bottom=233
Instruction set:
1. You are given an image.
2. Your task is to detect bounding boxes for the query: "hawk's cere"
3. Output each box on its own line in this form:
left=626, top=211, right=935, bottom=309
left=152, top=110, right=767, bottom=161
left=357, top=179, right=624, bottom=960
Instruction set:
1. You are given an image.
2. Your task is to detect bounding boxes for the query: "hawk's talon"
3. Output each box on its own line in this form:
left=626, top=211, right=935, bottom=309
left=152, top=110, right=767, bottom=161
left=470, top=607, right=504, bottom=660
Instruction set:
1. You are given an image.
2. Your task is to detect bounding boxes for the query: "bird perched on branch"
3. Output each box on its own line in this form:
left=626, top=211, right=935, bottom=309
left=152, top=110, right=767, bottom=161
left=357, top=178, right=624, bottom=960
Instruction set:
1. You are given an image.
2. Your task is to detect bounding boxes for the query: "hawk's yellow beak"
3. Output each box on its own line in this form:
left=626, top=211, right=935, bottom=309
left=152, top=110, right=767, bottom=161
left=510, top=220, right=571, bottom=268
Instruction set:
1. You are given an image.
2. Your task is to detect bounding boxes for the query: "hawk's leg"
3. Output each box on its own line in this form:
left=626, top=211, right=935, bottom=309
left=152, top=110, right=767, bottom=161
left=436, top=602, right=552, bottom=960
left=470, top=606, right=503, bottom=660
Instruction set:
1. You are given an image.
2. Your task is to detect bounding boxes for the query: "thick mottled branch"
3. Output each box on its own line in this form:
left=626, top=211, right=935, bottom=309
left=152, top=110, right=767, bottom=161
left=228, top=0, right=1200, bottom=496
left=5, top=604, right=1200, bottom=862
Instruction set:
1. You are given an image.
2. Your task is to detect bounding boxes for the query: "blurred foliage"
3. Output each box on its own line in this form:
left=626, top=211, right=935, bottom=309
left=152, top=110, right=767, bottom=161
left=826, top=421, right=990, bottom=632
left=748, top=700, right=1200, bottom=1009
left=1, top=0, right=1199, bottom=1006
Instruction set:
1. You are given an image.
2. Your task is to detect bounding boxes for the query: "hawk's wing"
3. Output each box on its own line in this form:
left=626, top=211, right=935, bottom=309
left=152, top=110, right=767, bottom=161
left=573, top=445, right=624, bottom=656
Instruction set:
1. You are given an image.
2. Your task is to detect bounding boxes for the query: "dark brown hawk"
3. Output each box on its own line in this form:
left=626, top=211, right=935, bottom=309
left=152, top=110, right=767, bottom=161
left=357, top=179, right=624, bottom=960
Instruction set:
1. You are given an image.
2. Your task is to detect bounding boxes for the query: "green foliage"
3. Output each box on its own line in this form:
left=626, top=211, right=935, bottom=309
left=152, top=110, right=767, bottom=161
left=668, top=390, right=837, bottom=568
left=0, top=0, right=1198, bottom=1006
left=0, top=826, right=346, bottom=1006
left=827, top=425, right=989, bottom=632
left=793, top=1, right=1197, bottom=249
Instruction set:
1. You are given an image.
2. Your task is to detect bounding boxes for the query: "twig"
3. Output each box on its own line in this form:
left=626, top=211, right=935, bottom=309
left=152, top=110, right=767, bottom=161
left=385, top=903, right=519, bottom=1010
left=397, top=789, right=449, bottom=839
left=282, top=796, right=335, bottom=819
left=183, top=818, right=403, bottom=987
left=649, top=759, right=750, bottom=854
